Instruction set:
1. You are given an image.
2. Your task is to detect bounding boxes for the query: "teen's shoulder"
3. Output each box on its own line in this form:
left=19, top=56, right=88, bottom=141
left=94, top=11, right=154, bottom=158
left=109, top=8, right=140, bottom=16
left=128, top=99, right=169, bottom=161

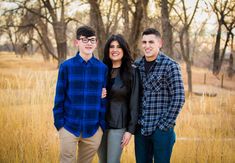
left=61, top=56, right=76, bottom=65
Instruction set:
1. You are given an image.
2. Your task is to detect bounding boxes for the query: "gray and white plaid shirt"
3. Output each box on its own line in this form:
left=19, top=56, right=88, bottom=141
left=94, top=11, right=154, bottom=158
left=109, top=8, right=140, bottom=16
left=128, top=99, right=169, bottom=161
left=135, top=52, right=185, bottom=136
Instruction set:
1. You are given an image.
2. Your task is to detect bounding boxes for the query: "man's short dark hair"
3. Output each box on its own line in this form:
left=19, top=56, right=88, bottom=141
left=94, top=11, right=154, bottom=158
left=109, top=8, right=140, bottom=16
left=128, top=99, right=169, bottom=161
left=76, top=26, right=96, bottom=39
left=142, top=28, right=161, bottom=38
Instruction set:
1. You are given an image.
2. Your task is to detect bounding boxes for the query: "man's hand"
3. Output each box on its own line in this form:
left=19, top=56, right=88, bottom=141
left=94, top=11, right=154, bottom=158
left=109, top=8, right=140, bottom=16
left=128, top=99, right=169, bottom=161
left=101, top=88, right=107, bottom=98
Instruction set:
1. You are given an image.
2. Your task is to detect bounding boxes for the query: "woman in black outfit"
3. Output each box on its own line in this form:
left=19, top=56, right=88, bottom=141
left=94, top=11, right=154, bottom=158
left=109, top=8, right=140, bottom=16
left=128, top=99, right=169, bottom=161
left=98, top=34, right=140, bottom=163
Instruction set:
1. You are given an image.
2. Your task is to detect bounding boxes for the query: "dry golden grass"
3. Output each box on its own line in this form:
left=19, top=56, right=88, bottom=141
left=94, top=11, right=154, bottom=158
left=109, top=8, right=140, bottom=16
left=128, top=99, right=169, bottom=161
left=0, top=52, right=234, bottom=163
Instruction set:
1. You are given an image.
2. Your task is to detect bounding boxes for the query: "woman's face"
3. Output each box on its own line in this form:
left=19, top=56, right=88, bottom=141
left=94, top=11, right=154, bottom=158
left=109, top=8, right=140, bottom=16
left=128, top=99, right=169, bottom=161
left=109, top=40, right=124, bottom=64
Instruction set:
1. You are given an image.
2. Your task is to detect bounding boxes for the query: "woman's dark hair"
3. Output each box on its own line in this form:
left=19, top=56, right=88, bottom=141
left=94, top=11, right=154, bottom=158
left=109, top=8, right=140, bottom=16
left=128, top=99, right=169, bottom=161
left=103, top=34, right=133, bottom=89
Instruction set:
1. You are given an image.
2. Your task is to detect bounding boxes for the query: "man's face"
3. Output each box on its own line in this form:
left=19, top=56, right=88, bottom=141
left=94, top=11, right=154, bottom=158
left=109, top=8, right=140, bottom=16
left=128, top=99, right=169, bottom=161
left=76, top=36, right=97, bottom=55
left=141, top=34, right=162, bottom=61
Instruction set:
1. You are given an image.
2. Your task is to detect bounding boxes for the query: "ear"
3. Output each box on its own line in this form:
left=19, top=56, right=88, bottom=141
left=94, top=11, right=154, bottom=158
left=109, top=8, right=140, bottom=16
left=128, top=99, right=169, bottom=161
left=74, top=39, right=79, bottom=47
left=94, top=39, right=98, bottom=49
left=159, top=39, right=163, bottom=48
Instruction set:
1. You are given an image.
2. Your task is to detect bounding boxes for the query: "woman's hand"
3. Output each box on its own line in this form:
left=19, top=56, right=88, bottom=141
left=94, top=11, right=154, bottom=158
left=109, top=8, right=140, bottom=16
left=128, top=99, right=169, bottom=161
left=101, top=88, right=107, bottom=98
left=121, top=132, right=132, bottom=148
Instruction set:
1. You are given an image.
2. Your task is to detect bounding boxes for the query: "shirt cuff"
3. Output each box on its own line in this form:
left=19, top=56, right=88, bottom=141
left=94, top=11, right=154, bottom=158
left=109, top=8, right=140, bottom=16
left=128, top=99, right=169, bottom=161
left=54, top=120, right=64, bottom=131
left=99, top=120, right=106, bottom=132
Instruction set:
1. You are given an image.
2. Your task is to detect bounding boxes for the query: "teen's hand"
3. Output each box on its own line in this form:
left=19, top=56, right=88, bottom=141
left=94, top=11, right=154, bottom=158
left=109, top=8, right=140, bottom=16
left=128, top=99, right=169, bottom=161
left=101, top=88, right=107, bottom=98
left=121, top=132, right=132, bottom=148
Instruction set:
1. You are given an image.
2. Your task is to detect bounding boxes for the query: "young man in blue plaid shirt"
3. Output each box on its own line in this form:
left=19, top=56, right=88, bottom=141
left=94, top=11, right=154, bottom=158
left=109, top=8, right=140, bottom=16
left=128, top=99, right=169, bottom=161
left=134, top=28, right=185, bottom=163
left=53, top=26, right=108, bottom=163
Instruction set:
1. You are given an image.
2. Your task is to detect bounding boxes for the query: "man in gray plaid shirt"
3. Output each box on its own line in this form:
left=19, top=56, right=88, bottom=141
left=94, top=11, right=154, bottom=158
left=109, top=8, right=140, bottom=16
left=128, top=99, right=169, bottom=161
left=134, top=28, right=185, bottom=163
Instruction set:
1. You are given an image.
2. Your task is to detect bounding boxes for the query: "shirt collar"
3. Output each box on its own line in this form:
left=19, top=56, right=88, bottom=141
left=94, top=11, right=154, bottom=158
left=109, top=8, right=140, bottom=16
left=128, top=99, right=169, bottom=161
left=139, top=52, right=163, bottom=70
left=141, top=51, right=163, bottom=63
left=75, top=52, right=95, bottom=64
left=156, top=52, right=164, bottom=63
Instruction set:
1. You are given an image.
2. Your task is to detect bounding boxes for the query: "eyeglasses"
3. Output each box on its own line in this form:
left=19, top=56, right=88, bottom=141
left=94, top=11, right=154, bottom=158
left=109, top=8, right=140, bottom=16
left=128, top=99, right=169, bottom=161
left=78, top=37, right=97, bottom=44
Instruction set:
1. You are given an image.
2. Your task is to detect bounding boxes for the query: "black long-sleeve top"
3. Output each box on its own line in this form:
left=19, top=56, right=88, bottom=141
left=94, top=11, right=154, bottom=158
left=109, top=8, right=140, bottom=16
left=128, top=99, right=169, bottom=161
left=106, top=65, right=140, bottom=134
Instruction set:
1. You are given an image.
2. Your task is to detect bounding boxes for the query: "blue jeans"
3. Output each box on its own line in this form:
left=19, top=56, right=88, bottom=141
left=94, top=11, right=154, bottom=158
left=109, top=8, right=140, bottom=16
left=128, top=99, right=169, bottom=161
left=98, top=128, right=126, bottom=163
left=135, top=127, right=176, bottom=163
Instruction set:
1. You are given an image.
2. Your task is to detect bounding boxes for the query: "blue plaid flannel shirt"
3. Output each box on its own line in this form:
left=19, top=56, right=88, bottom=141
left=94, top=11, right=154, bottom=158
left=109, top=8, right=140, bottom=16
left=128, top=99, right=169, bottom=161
left=135, top=52, right=185, bottom=136
left=53, top=53, right=108, bottom=138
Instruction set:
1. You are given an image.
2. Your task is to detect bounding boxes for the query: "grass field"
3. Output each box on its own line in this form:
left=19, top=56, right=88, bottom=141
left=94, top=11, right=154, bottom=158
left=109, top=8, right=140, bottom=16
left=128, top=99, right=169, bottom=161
left=0, top=52, right=234, bottom=163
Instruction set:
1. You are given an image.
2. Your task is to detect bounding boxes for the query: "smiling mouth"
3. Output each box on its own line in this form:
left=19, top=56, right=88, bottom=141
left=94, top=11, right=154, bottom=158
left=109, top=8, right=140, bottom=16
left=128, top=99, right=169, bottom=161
left=145, top=50, right=151, bottom=53
left=111, top=53, right=120, bottom=56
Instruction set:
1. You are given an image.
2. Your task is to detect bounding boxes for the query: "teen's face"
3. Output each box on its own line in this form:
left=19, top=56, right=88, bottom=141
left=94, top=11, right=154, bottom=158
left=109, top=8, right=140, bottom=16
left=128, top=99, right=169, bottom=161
left=109, top=41, right=123, bottom=63
left=76, top=36, right=97, bottom=55
left=141, top=34, right=162, bottom=61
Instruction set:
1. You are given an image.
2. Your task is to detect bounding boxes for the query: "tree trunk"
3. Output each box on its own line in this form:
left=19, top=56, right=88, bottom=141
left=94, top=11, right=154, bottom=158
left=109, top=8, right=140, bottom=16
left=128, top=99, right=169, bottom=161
left=28, top=31, right=34, bottom=55
left=180, top=26, right=193, bottom=93
left=128, top=0, right=148, bottom=59
left=89, top=0, right=106, bottom=59
left=231, top=34, right=235, bottom=77
left=161, top=0, right=173, bottom=58
left=7, top=30, right=17, bottom=56
left=186, top=61, right=192, bottom=92
left=177, top=0, right=199, bottom=93
left=227, top=33, right=234, bottom=78
left=228, top=53, right=234, bottom=78
left=142, top=0, right=149, bottom=29
left=37, top=19, right=55, bottom=61
left=213, top=22, right=222, bottom=75
left=53, top=21, right=67, bottom=65
left=41, top=45, right=50, bottom=61
left=41, top=0, right=67, bottom=66
left=122, top=0, right=130, bottom=41
left=56, top=42, right=67, bottom=65
left=218, top=31, right=231, bottom=73
left=185, top=28, right=193, bottom=92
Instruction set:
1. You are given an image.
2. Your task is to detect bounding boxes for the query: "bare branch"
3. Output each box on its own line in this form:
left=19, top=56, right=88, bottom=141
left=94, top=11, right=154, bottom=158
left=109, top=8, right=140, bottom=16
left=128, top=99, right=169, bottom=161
left=65, top=17, right=84, bottom=26
left=41, top=0, right=57, bottom=22
left=172, top=5, right=184, bottom=23
left=188, top=0, right=200, bottom=26
left=33, top=25, right=59, bottom=60
left=15, top=0, right=53, bottom=24
left=168, top=0, right=176, bottom=13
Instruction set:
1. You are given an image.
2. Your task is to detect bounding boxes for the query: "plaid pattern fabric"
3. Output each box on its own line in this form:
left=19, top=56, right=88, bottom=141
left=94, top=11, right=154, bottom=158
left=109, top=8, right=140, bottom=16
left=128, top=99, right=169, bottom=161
left=135, top=52, right=185, bottom=136
left=53, top=53, right=108, bottom=138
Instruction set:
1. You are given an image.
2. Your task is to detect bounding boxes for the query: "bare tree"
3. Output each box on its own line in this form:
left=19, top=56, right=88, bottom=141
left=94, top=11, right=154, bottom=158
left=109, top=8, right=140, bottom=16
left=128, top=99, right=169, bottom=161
left=87, top=0, right=148, bottom=59
left=1, top=1, right=55, bottom=60
left=160, top=0, right=175, bottom=58
left=173, top=0, right=200, bottom=93
left=18, top=10, right=37, bottom=56
left=6, top=0, right=82, bottom=65
left=122, top=0, right=130, bottom=40
left=20, top=7, right=57, bottom=61
left=3, top=14, right=19, bottom=55
left=227, top=34, right=234, bottom=78
left=40, top=0, right=68, bottom=65
left=1, top=11, right=27, bottom=57
left=127, top=0, right=149, bottom=59
left=88, top=0, right=111, bottom=59
left=211, top=0, right=235, bottom=75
